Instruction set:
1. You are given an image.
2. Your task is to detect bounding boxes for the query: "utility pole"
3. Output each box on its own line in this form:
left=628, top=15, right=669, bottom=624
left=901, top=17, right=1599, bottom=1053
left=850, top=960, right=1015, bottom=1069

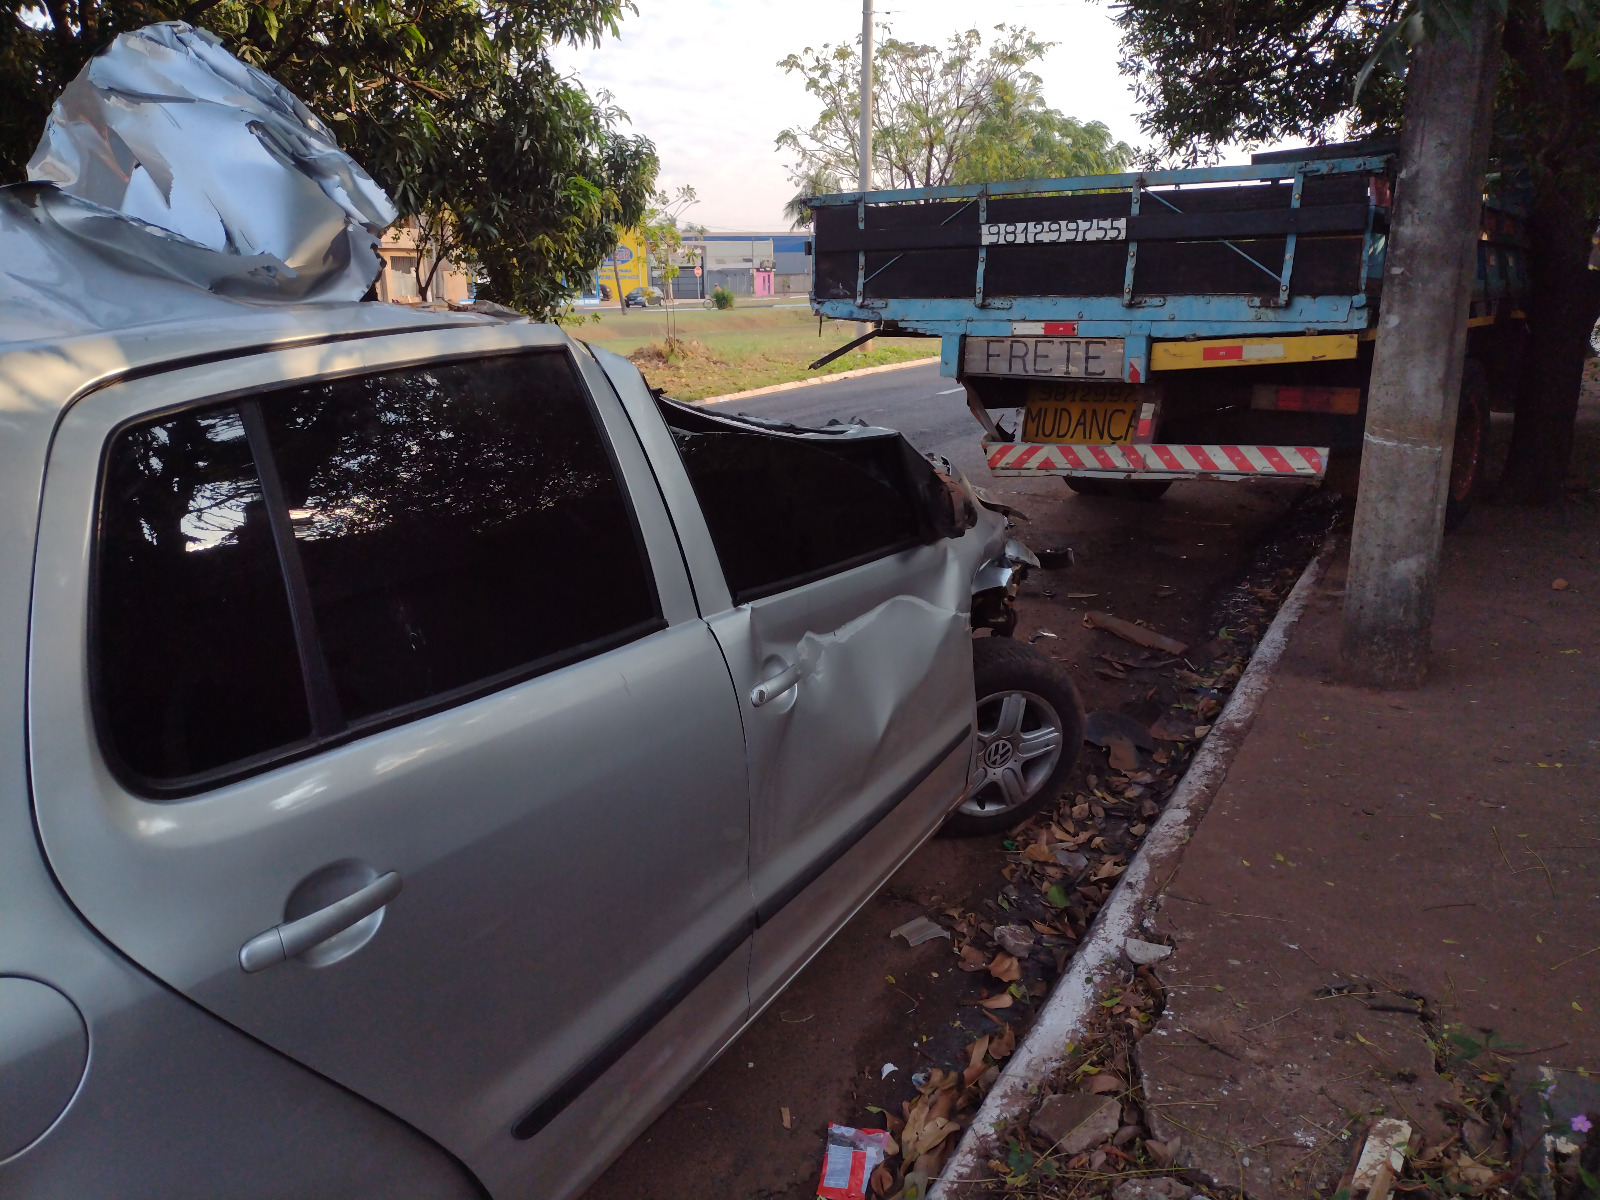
left=856, top=0, right=874, bottom=339
left=1340, top=0, right=1501, bottom=687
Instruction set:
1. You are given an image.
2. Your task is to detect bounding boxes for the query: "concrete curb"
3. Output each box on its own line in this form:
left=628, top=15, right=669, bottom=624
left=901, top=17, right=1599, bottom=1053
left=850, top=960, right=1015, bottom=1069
left=930, top=535, right=1339, bottom=1198
left=698, top=357, right=940, bottom=406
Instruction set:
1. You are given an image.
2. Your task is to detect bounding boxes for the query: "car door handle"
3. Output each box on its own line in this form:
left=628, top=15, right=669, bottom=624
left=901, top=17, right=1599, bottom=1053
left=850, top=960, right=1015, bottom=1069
left=238, top=871, right=404, bottom=973
left=750, top=661, right=805, bottom=707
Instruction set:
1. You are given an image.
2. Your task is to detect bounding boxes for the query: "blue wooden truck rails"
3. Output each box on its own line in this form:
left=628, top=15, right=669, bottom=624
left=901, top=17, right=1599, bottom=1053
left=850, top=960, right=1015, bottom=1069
left=808, top=140, right=1529, bottom=525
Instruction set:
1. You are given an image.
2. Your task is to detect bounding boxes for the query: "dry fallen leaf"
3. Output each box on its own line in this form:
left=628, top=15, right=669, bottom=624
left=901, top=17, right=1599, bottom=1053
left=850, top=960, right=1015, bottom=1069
left=1086, top=1071, right=1126, bottom=1094
left=988, top=952, right=1022, bottom=982
left=957, top=942, right=989, bottom=972
left=780, top=1105, right=791, bottom=1129
left=962, top=1035, right=991, bottom=1086
left=870, top=1163, right=895, bottom=1197
left=990, top=1021, right=1017, bottom=1059
left=1552, top=578, right=1570, bottom=591
left=1023, top=843, right=1054, bottom=862
left=979, top=992, right=1014, bottom=1009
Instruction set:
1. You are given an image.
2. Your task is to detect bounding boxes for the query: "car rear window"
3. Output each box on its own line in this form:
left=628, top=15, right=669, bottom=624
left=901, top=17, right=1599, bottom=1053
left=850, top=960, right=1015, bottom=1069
left=95, top=350, right=660, bottom=792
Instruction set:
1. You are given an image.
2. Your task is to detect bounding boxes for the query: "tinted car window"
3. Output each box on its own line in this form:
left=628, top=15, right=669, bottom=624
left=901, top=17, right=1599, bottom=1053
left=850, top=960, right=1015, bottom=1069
left=95, top=350, right=660, bottom=790
left=664, top=413, right=924, bottom=602
left=257, top=351, right=659, bottom=722
left=97, top=409, right=312, bottom=780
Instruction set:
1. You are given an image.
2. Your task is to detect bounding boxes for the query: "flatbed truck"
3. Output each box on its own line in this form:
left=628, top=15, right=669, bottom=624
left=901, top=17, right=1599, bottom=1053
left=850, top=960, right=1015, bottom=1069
left=808, top=140, right=1529, bottom=524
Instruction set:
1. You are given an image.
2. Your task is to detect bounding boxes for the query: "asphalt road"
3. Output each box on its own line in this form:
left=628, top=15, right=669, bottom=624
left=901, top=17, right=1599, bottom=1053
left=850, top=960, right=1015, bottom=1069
left=584, top=363, right=1315, bottom=1200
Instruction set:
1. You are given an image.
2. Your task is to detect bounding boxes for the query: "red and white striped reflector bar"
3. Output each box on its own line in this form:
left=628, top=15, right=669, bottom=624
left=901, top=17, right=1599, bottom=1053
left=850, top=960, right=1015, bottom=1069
left=986, top=442, right=1328, bottom=480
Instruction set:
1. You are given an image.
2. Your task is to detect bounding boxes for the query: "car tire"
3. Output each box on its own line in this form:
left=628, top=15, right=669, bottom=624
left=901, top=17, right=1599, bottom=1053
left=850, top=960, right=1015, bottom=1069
left=944, top=637, right=1085, bottom=837
left=1445, top=359, right=1488, bottom=532
left=1064, top=478, right=1172, bottom=502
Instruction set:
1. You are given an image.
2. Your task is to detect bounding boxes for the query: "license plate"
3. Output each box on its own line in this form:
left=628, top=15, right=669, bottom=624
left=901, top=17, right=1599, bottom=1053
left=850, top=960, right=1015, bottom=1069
left=964, top=336, right=1124, bottom=380
left=1022, top=383, right=1146, bottom=444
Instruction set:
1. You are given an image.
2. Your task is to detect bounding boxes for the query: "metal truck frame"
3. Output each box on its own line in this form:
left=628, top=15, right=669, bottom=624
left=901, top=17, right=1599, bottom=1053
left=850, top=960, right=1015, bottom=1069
left=808, top=142, right=1528, bottom=514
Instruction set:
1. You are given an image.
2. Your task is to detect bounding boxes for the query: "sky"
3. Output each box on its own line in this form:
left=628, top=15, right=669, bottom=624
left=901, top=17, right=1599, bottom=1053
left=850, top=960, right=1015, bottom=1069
left=550, top=0, right=1149, bottom=233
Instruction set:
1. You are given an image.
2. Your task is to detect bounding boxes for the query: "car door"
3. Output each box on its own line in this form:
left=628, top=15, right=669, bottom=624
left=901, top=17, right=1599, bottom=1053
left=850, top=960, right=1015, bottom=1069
left=28, top=325, right=754, bottom=1200
left=589, top=349, right=983, bottom=1006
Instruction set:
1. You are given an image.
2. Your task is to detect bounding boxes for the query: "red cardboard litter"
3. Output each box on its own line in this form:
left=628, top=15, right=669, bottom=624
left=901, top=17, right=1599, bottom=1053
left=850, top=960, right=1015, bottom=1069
left=815, top=1124, right=893, bottom=1200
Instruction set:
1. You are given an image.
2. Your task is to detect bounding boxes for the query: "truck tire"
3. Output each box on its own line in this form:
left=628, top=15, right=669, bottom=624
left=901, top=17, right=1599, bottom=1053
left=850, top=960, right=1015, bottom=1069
left=1065, top=478, right=1172, bottom=502
left=945, top=637, right=1085, bottom=837
left=1445, top=360, right=1488, bottom=531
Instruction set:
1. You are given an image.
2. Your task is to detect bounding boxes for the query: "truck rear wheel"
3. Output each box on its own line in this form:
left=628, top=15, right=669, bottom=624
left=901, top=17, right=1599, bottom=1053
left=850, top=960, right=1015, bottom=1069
left=1445, top=360, right=1488, bottom=531
left=945, top=638, right=1084, bottom=837
left=1064, top=478, right=1172, bottom=502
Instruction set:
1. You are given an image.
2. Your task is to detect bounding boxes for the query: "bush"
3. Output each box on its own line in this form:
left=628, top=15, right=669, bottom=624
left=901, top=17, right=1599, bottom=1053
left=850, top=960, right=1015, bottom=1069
left=711, top=286, right=735, bottom=310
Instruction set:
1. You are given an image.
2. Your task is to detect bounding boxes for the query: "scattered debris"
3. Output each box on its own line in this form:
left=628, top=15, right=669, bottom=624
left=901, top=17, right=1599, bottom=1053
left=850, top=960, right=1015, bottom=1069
left=1123, top=937, right=1173, bottom=965
left=1029, top=1092, right=1123, bottom=1156
left=1350, top=1117, right=1411, bottom=1194
left=892, top=917, right=951, bottom=947
left=815, top=1124, right=893, bottom=1200
left=1086, top=611, right=1189, bottom=655
left=1036, top=547, right=1077, bottom=570
left=1148, top=712, right=1203, bottom=742
left=1552, top=578, right=1570, bottom=590
left=995, top=924, right=1037, bottom=957
left=1030, top=630, right=1060, bottom=642
left=1084, top=711, right=1157, bottom=771
left=1067, top=592, right=1100, bottom=600
left=1111, top=1179, right=1196, bottom=1200
left=1154, top=585, right=1178, bottom=599
left=1054, top=848, right=1090, bottom=874
left=782, top=1105, right=793, bottom=1129
left=882, top=1063, right=899, bottom=1079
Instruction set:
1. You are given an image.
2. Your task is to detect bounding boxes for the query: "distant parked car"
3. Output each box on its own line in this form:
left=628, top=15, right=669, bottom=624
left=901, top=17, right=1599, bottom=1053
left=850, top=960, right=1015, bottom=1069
left=2, top=300, right=1080, bottom=1199
left=623, top=285, right=662, bottom=307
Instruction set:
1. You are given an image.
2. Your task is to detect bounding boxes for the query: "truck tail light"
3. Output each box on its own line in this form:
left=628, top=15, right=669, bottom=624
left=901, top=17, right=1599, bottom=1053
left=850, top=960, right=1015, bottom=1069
left=1250, top=384, right=1362, bottom=415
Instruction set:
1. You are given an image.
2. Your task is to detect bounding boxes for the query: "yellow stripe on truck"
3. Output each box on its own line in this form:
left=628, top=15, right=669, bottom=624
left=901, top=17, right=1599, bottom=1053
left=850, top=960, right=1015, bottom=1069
left=1151, top=332, right=1359, bottom=371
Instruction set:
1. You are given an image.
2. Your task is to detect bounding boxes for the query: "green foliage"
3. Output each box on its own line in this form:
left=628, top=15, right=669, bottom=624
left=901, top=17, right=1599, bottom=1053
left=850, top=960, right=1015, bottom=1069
left=777, top=22, right=1130, bottom=193
left=1112, top=0, right=1405, bottom=163
left=953, top=77, right=1134, bottom=183
left=711, top=286, right=734, bottom=310
left=0, top=0, right=659, bottom=319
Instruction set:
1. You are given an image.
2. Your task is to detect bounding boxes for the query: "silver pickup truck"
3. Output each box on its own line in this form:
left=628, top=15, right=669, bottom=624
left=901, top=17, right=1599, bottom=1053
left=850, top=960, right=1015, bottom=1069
left=1, top=300, right=1082, bottom=1199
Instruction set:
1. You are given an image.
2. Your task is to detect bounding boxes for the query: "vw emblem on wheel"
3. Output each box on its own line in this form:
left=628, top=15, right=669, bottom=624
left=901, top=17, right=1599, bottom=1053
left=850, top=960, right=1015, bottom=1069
left=983, top=739, right=1015, bottom=768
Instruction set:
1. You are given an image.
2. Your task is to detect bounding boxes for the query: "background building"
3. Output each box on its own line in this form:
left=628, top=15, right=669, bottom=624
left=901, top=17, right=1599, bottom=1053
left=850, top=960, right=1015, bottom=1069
left=374, top=218, right=475, bottom=305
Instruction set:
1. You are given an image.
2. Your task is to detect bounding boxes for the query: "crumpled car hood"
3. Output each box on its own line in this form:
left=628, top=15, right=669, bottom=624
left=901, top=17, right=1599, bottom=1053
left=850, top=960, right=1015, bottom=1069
left=1, top=21, right=395, bottom=345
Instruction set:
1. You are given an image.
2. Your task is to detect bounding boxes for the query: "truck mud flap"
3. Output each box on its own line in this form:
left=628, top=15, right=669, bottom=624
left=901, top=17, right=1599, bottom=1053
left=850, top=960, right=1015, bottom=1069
left=985, top=442, right=1328, bottom=481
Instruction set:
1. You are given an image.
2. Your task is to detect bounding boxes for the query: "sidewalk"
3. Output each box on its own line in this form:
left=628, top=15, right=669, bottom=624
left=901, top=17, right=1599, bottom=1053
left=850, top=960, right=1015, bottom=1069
left=1138, top=419, right=1600, bottom=1194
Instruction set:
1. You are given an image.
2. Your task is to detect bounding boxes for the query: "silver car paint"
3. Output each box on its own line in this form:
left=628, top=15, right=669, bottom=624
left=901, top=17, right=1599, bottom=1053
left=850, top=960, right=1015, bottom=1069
left=8, top=313, right=1006, bottom=1198
left=1, top=312, right=490, bottom=1198
left=589, top=344, right=1004, bottom=1011
left=27, top=324, right=753, bottom=1196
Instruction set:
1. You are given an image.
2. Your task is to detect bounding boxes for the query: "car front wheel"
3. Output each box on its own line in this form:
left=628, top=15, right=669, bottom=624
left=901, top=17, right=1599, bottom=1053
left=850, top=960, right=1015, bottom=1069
left=944, top=637, right=1085, bottom=837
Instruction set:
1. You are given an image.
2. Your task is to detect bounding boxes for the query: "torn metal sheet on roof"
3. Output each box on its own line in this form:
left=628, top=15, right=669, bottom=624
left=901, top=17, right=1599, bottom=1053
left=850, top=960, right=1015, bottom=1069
left=1, top=21, right=395, bottom=344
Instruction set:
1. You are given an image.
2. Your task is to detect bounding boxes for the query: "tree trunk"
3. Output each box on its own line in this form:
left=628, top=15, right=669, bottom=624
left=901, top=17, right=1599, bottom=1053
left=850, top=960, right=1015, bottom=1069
left=1497, top=150, right=1600, bottom=505
left=1340, top=0, right=1502, bottom=688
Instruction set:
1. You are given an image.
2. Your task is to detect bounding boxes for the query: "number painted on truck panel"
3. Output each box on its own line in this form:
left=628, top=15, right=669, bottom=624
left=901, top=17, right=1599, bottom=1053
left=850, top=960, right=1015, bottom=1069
left=963, top=337, right=1125, bottom=380
left=980, top=218, right=1126, bottom=246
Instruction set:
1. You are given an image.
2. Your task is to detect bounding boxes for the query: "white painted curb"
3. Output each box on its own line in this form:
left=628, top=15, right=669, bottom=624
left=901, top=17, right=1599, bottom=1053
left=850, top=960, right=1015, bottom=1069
left=699, top=356, right=940, bottom=406
left=930, top=536, right=1338, bottom=1198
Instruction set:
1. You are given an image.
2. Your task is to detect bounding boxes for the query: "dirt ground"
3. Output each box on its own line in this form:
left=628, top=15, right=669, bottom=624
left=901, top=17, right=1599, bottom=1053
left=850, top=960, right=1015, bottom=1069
left=582, top=474, right=1325, bottom=1200
left=1137, top=413, right=1600, bottom=1196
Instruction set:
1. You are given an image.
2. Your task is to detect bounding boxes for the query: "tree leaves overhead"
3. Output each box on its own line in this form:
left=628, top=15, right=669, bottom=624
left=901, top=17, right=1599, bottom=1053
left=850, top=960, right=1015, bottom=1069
left=1, top=0, right=658, bottom=319
left=776, top=23, right=1132, bottom=196
left=1113, top=0, right=1406, bottom=163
